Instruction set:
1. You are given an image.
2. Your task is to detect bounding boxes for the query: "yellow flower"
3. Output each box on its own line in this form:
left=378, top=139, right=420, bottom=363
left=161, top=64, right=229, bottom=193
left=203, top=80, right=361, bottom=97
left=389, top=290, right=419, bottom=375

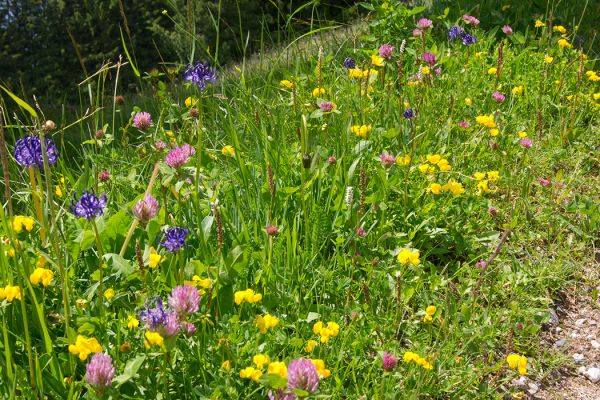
left=127, top=315, right=139, bottom=330
left=255, top=314, right=279, bottom=334
left=517, top=131, right=527, bottom=138
left=185, top=275, right=212, bottom=289
left=55, top=185, right=63, bottom=197
left=418, top=164, right=435, bottom=174
left=544, top=55, right=554, bottom=64
left=397, top=248, right=421, bottom=266
left=312, top=87, right=325, bottom=97
left=506, top=354, right=528, bottom=375
left=489, top=128, right=499, bottom=137
left=535, top=20, right=545, bottom=28
left=268, top=361, right=287, bottom=378
left=426, top=305, right=437, bottom=316
left=279, top=80, right=294, bottom=89
left=0, top=285, right=22, bottom=302
left=362, top=69, right=378, bottom=78
left=423, top=314, right=433, bottom=323
left=427, top=183, right=442, bottom=195
left=487, top=67, right=497, bottom=75
left=396, top=154, right=411, bottom=166
left=253, top=353, right=270, bottom=369
left=553, top=25, right=567, bottom=34
left=426, top=154, right=441, bottom=165
left=310, top=359, right=331, bottom=378
left=234, top=289, right=262, bottom=305
left=476, top=115, right=496, bottom=128
left=350, top=125, right=372, bottom=139
left=371, top=54, right=385, bottom=67
left=477, top=180, right=491, bottom=195
left=313, top=321, right=340, bottom=343
left=30, top=268, right=54, bottom=287
left=518, top=356, right=528, bottom=375
left=403, top=352, right=419, bottom=363
left=557, top=38, right=572, bottom=49
left=348, top=68, right=363, bottom=78
left=165, top=130, right=175, bottom=137
left=421, top=66, right=430, bottom=75
left=144, top=331, right=164, bottom=349
left=586, top=71, right=600, bottom=81
left=221, top=145, right=235, bottom=157
left=464, top=98, right=473, bottom=106
left=437, top=159, right=451, bottom=172
left=185, top=97, right=198, bottom=107
left=221, top=360, right=231, bottom=372
left=305, top=339, right=318, bottom=352
left=68, top=335, right=102, bottom=361
left=240, top=366, right=262, bottom=382
left=511, top=86, right=524, bottom=95
left=473, top=172, right=486, bottom=181
left=487, top=171, right=499, bottom=180
left=593, top=93, right=600, bottom=100
left=502, top=4, right=511, bottom=10
left=404, top=352, right=433, bottom=369
left=474, top=51, right=484, bottom=59
left=12, top=216, right=35, bottom=233
left=148, top=247, right=162, bottom=269
left=442, top=179, right=464, bottom=196
left=104, top=288, right=115, bottom=300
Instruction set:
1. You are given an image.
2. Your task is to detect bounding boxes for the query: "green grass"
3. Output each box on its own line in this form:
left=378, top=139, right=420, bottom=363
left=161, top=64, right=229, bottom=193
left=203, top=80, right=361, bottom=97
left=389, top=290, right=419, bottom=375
left=0, top=0, right=599, bottom=399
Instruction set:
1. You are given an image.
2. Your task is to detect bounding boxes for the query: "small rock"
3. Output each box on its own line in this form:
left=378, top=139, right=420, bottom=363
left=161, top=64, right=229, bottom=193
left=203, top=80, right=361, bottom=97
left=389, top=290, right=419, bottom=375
left=512, top=376, right=529, bottom=389
left=547, top=309, right=560, bottom=325
left=576, top=318, right=587, bottom=326
left=527, top=382, right=539, bottom=394
left=578, top=366, right=587, bottom=374
left=554, top=339, right=568, bottom=348
left=584, top=367, right=600, bottom=383
left=592, top=340, right=600, bottom=349
left=574, top=353, right=586, bottom=365
left=571, top=332, right=580, bottom=339
left=555, top=327, right=562, bottom=333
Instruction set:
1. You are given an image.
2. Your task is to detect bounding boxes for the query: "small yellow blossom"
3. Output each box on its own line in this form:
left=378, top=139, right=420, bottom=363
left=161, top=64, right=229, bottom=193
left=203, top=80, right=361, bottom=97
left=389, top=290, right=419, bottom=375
left=487, top=171, right=499, bottom=180
left=313, top=321, right=340, bottom=343
left=426, top=305, right=437, bottom=316
left=279, top=80, right=294, bottom=89
left=234, top=289, right=262, bottom=305
left=69, top=335, right=102, bottom=361
left=586, top=71, right=600, bottom=81
left=477, top=180, right=492, bottom=195
left=185, top=275, right=212, bottom=289
left=0, top=285, right=22, bottom=302
left=371, top=54, right=385, bottom=67
left=30, top=268, right=54, bottom=287
left=362, top=69, right=378, bottom=78
left=268, top=361, right=287, bottom=378
left=465, top=98, right=473, bottom=106
left=487, top=67, right=497, bottom=75
left=557, top=38, right=572, bottom=49
left=127, top=315, right=139, bottom=330
left=474, top=172, right=486, bottom=181
left=12, top=216, right=35, bottom=233
left=418, top=164, right=435, bottom=174
left=476, top=115, right=496, bottom=128
left=104, top=288, right=115, bottom=300
left=397, top=248, right=421, bottom=266
left=148, top=247, right=162, bottom=269
left=442, top=179, right=465, bottom=196
left=553, top=25, right=567, bottom=34
left=348, top=68, right=363, bottom=78
left=255, top=314, right=279, bottom=334
left=396, top=154, right=411, bottom=166
left=184, top=97, right=197, bottom=107
left=426, top=154, right=441, bottom=165
left=427, top=183, right=442, bottom=195
left=544, top=55, right=554, bottom=64
left=221, top=145, right=235, bottom=157
left=350, top=125, right=372, bottom=139
left=403, top=351, right=433, bottom=369
left=437, top=159, right=451, bottom=172
left=474, top=52, right=484, bottom=59
left=421, top=66, right=430, bottom=75
left=506, top=354, right=528, bottom=375
left=55, top=185, right=63, bottom=197
left=489, top=128, right=499, bottom=137
left=305, top=339, right=318, bottom=352
left=593, top=93, right=600, bottom=100
left=310, top=359, right=331, bottom=378
left=312, top=87, right=325, bottom=97
left=240, top=366, right=262, bottom=382
left=165, top=130, right=175, bottom=137
left=144, top=331, right=164, bottom=349
left=253, top=353, right=270, bottom=369
left=221, top=360, right=231, bottom=372
left=511, top=86, right=524, bottom=95
left=517, top=131, right=528, bottom=138
left=535, top=20, right=545, bottom=28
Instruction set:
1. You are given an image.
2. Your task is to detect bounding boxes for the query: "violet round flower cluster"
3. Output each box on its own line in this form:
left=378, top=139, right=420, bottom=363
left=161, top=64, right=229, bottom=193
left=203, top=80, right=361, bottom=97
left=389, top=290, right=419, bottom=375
left=448, top=26, right=477, bottom=46
left=378, top=44, right=394, bottom=59
left=184, top=61, right=218, bottom=90
left=269, top=358, right=320, bottom=399
left=169, top=284, right=200, bottom=318
left=165, top=143, right=195, bottom=168
left=86, top=353, right=115, bottom=390
left=343, top=57, right=356, bottom=69
left=71, top=190, right=107, bottom=220
left=382, top=351, right=398, bottom=371
left=160, top=227, right=188, bottom=252
left=133, top=194, right=159, bottom=224
left=403, top=108, right=416, bottom=119
left=14, top=135, right=58, bottom=168
left=140, top=285, right=200, bottom=339
left=133, top=111, right=152, bottom=131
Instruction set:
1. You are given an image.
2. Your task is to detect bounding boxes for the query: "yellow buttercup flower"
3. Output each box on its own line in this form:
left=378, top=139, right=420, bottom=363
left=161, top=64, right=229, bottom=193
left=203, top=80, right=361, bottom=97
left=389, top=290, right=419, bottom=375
left=371, top=54, right=385, bottom=67
left=506, top=354, right=527, bottom=375
left=476, top=115, right=496, bottom=128
left=0, top=285, right=22, bottom=302
left=234, top=289, right=262, bottom=305
left=426, top=305, right=437, bottom=316
left=348, top=68, right=363, bottom=78
left=313, top=321, right=340, bottom=343
left=586, top=71, right=600, bottom=81
left=489, top=128, right=499, bottom=137
left=255, top=314, right=279, bottom=334
left=165, top=130, right=175, bottom=137
left=253, top=353, right=270, bottom=369
left=421, top=66, right=430, bottom=75
left=474, top=172, right=486, bottom=181
left=350, top=125, right=372, bottom=139
left=30, top=268, right=54, bottom=287
left=517, top=131, right=528, bottom=138
left=553, top=25, right=567, bottom=34
left=557, top=38, right=572, bottom=49
left=305, top=339, right=318, bottom=352
left=221, top=145, right=235, bottom=157
left=12, top=216, right=35, bottom=233
left=148, top=247, right=162, bottom=269
left=535, top=20, right=545, bottom=28
left=312, top=87, right=325, bottom=97
left=310, top=359, right=331, bottom=378
left=427, top=183, right=442, bottom=195
left=68, top=335, right=102, bottom=361
left=544, top=55, right=554, bottom=64
left=418, top=164, right=435, bottom=174
left=396, top=154, right=411, bottom=166
left=104, top=288, right=115, bottom=300
left=185, top=275, right=212, bottom=289
left=511, top=86, right=524, bottom=95
left=127, top=315, right=139, bottom=330
left=144, top=331, right=164, bottom=349
left=397, top=248, right=421, bottom=266
left=437, top=159, right=451, bottom=172
left=403, top=351, right=433, bottom=369
left=55, top=185, right=63, bottom=197
left=442, top=179, right=464, bottom=196
left=487, top=67, right=497, bottom=75
left=279, top=80, right=294, bottom=89
left=240, top=366, right=262, bottom=382
left=426, top=154, right=441, bottom=165
left=487, top=171, right=499, bottom=180
left=268, top=361, right=287, bottom=378
left=185, top=97, right=198, bottom=107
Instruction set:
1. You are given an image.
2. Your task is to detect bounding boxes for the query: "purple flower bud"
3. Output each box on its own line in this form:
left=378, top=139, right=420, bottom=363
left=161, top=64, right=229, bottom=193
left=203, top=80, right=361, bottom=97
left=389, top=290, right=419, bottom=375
left=475, top=260, right=487, bottom=269
left=98, top=170, right=110, bottom=182
left=133, top=112, right=152, bottom=131
left=162, top=312, right=181, bottom=337
left=265, top=225, right=279, bottom=236
left=538, top=177, right=551, bottom=187
left=382, top=352, right=398, bottom=371
left=183, top=322, right=197, bottom=337
left=86, top=353, right=115, bottom=390
left=459, top=121, right=470, bottom=129
left=133, top=194, right=159, bottom=224
left=412, top=29, right=424, bottom=37
left=356, top=228, right=366, bottom=237
left=95, top=129, right=105, bottom=139
left=155, top=140, right=167, bottom=150
left=423, top=52, right=437, bottom=65
left=463, top=15, right=480, bottom=25
left=378, top=44, right=395, bottom=59
left=403, top=108, right=416, bottom=119
left=502, top=25, right=513, bottom=35
left=328, top=156, right=337, bottom=165
left=416, top=18, right=432, bottom=30
left=379, top=153, right=396, bottom=168
left=488, top=206, right=498, bottom=216
left=165, top=144, right=195, bottom=168
left=492, top=91, right=506, bottom=103
left=319, top=101, right=335, bottom=112
left=519, top=137, right=533, bottom=148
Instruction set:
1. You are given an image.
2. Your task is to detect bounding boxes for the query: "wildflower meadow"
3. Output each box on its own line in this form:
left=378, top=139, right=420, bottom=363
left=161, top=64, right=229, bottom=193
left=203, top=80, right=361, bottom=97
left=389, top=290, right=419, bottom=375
left=0, top=1, right=599, bottom=399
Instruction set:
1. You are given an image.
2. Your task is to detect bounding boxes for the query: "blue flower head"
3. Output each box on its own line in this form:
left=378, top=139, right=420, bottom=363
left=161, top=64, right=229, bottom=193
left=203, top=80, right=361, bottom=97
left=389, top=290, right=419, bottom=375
left=461, top=33, right=477, bottom=46
left=403, top=108, right=416, bottom=119
left=183, top=62, right=217, bottom=90
left=71, top=190, right=107, bottom=220
left=14, top=135, right=58, bottom=168
left=139, top=297, right=167, bottom=330
left=160, top=227, right=188, bottom=253
left=448, top=26, right=464, bottom=42
left=343, top=57, right=356, bottom=69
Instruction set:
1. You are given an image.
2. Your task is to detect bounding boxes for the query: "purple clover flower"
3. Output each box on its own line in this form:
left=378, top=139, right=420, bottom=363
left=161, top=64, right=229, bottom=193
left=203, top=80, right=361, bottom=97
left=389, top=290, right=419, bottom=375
left=71, top=190, right=107, bottom=220
left=520, top=137, right=533, bottom=148
left=14, top=135, right=58, bottom=168
left=343, top=57, right=356, bottom=69
left=416, top=18, right=433, bottom=30
left=133, top=112, right=152, bottom=131
left=423, top=52, right=437, bottom=65
left=379, top=153, right=396, bottom=168
left=86, top=353, right=115, bottom=390
left=183, top=61, right=218, bottom=90
left=163, top=312, right=181, bottom=337
left=502, top=25, right=513, bottom=35
left=319, top=101, right=335, bottom=112
left=382, top=352, right=398, bottom=371
left=463, top=15, right=480, bottom=25
left=133, top=194, right=159, bottom=225
left=287, top=358, right=320, bottom=394
left=165, top=143, right=195, bottom=168
left=492, top=91, right=506, bottom=103
left=169, top=284, right=200, bottom=319
left=160, top=227, right=188, bottom=252
left=268, top=389, right=297, bottom=400
left=378, top=44, right=394, bottom=59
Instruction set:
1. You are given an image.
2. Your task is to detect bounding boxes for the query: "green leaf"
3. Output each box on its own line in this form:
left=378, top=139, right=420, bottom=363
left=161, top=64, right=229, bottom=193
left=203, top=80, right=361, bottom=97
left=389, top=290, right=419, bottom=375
left=0, top=85, right=38, bottom=118
left=120, top=27, right=140, bottom=77
left=113, top=355, right=146, bottom=387
left=104, top=253, right=135, bottom=276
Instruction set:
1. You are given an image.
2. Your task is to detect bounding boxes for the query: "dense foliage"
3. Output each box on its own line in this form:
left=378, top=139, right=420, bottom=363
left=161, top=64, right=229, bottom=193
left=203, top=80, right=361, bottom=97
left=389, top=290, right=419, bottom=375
left=0, top=0, right=599, bottom=399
